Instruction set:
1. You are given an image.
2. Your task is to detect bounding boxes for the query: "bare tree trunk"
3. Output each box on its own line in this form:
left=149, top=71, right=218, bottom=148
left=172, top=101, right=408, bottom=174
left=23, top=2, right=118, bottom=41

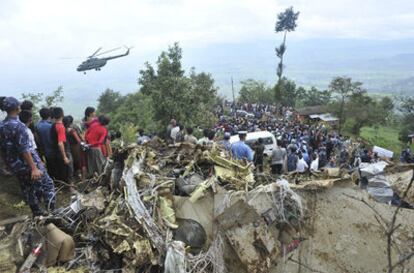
left=277, top=31, right=288, bottom=83
left=339, top=96, right=345, bottom=134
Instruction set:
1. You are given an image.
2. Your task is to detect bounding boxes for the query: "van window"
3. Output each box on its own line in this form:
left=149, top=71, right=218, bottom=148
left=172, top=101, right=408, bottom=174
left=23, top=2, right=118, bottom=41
left=262, top=137, right=273, bottom=145
left=246, top=137, right=273, bottom=146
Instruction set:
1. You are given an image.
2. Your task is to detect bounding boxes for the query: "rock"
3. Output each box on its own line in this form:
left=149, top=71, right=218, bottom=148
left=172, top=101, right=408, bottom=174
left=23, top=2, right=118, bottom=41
left=173, top=218, right=207, bottom=254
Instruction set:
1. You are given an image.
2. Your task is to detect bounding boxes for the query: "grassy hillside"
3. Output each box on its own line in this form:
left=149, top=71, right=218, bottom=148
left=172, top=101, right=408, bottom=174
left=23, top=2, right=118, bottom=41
left=360, top=126, right=403, bottom=156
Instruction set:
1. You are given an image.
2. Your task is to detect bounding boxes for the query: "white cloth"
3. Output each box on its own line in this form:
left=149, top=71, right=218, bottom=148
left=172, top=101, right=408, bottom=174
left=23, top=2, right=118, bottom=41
left=197, top=137, right=212, bottom=146
left=296, top=158, right=308, bottom=173
left=0, top=111, right=6, bottom=121
left=26, top=127, right=37, bottom=150
left=170, top=126, right=180, bottom=140
left=184, top=135, right=197, bottom=144
left=310, top=158, right=319, bottom=171
left=137, top=135, right=150, bottom=145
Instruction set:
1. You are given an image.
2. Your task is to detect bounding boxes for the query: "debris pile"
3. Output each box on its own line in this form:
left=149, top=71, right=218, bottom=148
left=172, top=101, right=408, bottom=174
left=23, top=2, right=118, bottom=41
left=0, top=140, right=306, bottom=272
left=1, top=140, right=413, bottom=272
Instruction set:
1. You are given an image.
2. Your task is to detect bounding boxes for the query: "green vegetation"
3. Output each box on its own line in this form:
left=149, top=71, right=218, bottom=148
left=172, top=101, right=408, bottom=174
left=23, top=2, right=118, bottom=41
left=296, top=86, right=332, bottom=107
left=238, top=79, right=273, bottom=104
left=97, top=43, right=220, bottom=135
left=328, top=76, right=365, bottom=133
left=398, top=95, right=414, bottom=144
left=360, top=126, right=403, bottom=156
left=21, top=86, right=64, bottom=122
left=238, top=77, right=332, bottom=108
left=330, top=82, right=394, bottom=136
left=89, top=6, right=412, bottom=156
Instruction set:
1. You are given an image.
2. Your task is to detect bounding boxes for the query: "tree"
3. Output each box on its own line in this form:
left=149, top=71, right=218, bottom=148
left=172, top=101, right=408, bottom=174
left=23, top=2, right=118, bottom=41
left=329, top=77, right=364, bottom=133
left=139, top=43, right=188, bottom=125
left=275, top=7, right=300, bottom=82
left=138, top=62, right=157, bottom=96
left=398, top=95, right=414, bottom=114
left=343, top=92, right=376, bottom=135
left=97, top=89, right=125, bottom=114
left=399, top=114, right=414, bottom=143
left=378, top=96, right=394, bottom=124
left=331, top=91, right=393, bottom=136
left=21, top=92, right=43, bottom=118
left=109, top=92, right=159, bottom=133
left=273, top=77, right=298, bottom=107
left=238, top=79, right=273, bottom=104
left=189, top=68, right=218, bottom=108
left=21, top=86, right=65, bottom=122
left=137, top=43, right=219, bottom=129
left=44, top=86, right=64, bottom=107
left=398, top=95, right=414, bottom=143
left=101, top=43, right=220, bottom=135
left=297, top=86, right=332, bottom=107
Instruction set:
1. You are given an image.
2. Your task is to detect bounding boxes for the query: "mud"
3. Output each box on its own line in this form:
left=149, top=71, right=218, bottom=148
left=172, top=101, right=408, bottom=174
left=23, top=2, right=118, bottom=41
left=272, top=182, right=414, bottom=273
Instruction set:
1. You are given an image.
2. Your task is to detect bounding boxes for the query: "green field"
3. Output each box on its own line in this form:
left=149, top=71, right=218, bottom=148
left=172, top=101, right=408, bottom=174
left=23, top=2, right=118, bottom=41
left=360, top=125, right=404, bottom=156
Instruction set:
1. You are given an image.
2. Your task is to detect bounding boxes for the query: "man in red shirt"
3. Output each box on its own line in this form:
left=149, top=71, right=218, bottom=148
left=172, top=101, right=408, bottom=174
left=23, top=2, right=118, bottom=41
left=50, top=107, right=72, bottom=182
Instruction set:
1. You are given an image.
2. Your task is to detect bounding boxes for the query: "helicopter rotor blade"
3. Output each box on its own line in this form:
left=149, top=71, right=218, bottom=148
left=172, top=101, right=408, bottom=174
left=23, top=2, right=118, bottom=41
left=95, top=47, right=122, bottom=57
left=89, top=47, right=102, bottom=58
left=60, top=57, right=82, bottom=60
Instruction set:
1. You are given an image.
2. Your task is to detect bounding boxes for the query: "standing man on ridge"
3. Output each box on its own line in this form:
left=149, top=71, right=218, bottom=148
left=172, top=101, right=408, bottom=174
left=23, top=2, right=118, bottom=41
left=0, top=97, right=56, bottom=216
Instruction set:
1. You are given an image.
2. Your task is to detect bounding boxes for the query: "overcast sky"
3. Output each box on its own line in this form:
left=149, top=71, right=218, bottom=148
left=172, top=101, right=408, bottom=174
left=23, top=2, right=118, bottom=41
left=1, top=0, right=414, bottom=63
left=1, top=0, right=414, bottom=109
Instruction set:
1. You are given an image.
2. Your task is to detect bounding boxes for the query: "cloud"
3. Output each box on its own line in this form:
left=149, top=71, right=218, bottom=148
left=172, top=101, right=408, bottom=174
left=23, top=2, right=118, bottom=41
left=1, top=0, right=413, bottom=63
left=282, top=0, right=414, bottom=39
left=0, top=0, right=276, bottom=56
left=1, top=0, right=414, bottom=104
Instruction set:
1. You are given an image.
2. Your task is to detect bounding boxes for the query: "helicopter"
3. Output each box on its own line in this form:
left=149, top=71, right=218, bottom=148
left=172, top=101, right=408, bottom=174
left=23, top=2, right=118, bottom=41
left=77, top=46, right=131, bottom=74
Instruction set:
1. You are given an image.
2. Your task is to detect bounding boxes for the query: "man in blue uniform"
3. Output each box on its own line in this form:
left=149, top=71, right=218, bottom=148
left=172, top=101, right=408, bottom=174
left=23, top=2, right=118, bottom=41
left=0, top=97, right=56, bottom=216
left=219, top=132, right=232, bottom=151
left=231, top=131, right=254, bottom=162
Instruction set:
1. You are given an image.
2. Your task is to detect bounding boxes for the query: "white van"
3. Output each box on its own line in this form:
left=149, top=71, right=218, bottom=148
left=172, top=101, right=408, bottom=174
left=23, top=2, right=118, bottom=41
left=229, top=131, right=277, bottom=157
left=236, top=110, right=255, bottom=119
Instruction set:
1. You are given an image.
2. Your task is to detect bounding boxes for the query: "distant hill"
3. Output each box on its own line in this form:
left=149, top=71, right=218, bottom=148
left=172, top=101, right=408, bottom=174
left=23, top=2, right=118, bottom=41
left=382, top=76, right=414, bottom=94
left=182, top=38, right=414, bottom=96
left=2, top=38, right=413, bottom=117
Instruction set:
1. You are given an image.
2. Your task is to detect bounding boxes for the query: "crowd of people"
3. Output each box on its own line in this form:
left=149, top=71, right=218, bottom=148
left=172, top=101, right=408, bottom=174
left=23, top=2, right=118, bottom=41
left=1, top=97, right=412, bottom=216
left=155, top=103, right=381, bottom=176
left=0, top=96, right=112, bottom=216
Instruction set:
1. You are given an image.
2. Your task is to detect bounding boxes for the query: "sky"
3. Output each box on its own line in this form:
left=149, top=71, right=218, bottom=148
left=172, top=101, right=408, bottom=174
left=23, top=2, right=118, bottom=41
left=1, top=0, right=414, bottom=60
left=1, top=0, right=414, bottom=112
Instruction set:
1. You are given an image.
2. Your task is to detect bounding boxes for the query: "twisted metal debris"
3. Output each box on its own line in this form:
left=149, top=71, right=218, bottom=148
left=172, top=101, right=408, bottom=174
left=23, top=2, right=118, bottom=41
left=0, top=141, right=307, bottom=273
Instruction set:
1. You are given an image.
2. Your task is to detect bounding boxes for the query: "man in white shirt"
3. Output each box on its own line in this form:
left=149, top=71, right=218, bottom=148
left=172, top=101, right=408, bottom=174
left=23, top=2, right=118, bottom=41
left=197, top=128, right=211, bottom=145
left=310, top=152, right=319, bottom=172
left=184, top=127, right=198, bottom=144
left=170, top=120, right=180, bottom=141
left=296, top=153, right=308, bottom=173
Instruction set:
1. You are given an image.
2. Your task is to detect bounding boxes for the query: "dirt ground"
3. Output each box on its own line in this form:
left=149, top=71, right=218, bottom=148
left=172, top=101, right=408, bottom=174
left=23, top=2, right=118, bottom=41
left=1, top=174, right=413, bottom=273
left=0, top=175, right=30, bottom=219
left=272, top=181, right=414, bottom=273
left=0, top=174, right=72, bottom=219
